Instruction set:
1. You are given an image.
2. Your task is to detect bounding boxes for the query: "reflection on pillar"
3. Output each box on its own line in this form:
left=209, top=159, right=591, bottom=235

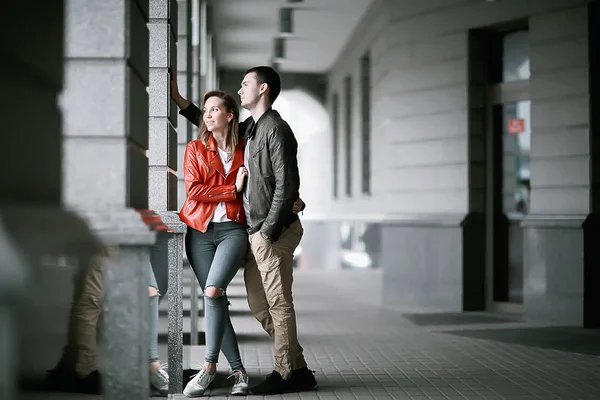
left=61, top=0, right=158, bottom=398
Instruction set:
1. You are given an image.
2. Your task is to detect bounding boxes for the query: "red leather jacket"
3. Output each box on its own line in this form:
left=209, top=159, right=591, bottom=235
left=179, top=135, right=245, bottom=232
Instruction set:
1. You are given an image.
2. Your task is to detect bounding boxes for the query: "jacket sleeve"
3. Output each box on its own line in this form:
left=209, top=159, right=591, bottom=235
left=184, top=142, right=237, bottom=202
left=180, top=103, right=202, bottom=127
left=260, top=126, right=300, bottom=242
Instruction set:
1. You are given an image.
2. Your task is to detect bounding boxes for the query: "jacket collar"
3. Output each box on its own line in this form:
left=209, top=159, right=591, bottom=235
left=246, top=107, right=274, bottom=140
left=204, top=133, right=243, bottom=177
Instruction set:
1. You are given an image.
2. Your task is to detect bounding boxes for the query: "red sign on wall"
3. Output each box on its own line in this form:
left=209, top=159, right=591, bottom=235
left=508, top=118, right=525, bottom=134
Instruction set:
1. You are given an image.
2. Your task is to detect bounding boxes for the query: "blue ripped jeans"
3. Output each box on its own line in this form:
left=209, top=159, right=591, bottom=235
left=148, top=260, right=160, bottom=363
left=185, top=222, right=247, bottom=371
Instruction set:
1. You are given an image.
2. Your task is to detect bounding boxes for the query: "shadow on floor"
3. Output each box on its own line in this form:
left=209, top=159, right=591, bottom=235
left=20, top=370, right=259, bottom=398
left=402, top=312, right=517, bottom=326
left=442, top=326, right=600, bottom=356
left=20, top=372, right=101, bottom=397
left=235, top=332, right=273, bottom=343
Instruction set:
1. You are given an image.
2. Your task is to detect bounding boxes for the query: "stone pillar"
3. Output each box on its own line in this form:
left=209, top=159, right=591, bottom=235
left=199, top=0, right=211, bottom=93
left=523, top=5, right=596, bottom=327
left=191, top=0, right=202, bottom=108
left=177, top=0, right=195, bottom=209
left=185, top=0, right=203, bottom=352
left=148, top=0, right=188, bottom=392
left=586, top=0, right=600, bottom=329
left=62, top=0, right=157, bottom=398
left=177, top=0, right=202, bottom=350
left=205, top=34, right=217, bottom=91
left=1, top=3, right=99, bottom=399
left=149, top=0, right=178, bottom=212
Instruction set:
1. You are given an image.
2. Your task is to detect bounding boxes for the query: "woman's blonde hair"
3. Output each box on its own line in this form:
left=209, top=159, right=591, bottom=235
left=198, top=90, right=240, bottom=152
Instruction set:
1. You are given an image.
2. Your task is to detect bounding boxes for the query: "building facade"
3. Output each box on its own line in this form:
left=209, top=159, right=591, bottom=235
left=320, top=0, right=598, bottom=327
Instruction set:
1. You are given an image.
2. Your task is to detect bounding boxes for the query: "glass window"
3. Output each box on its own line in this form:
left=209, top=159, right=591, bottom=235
left=332, top=93, right=339, bottom=199
left=502, top=100, right=531, bottom=214
left=360, top=52, right=371, bottom=195
left=344, top=75, right=352, bottom=197
left=502, top=30, right=530, bottom=82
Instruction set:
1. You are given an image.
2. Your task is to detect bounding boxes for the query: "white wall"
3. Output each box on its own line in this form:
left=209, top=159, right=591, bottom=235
left=327, top=0, right=590, bottom=216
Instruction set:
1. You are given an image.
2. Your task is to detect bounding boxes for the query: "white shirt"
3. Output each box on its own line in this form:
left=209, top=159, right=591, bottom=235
left=211, top=147, right=233, bottom=223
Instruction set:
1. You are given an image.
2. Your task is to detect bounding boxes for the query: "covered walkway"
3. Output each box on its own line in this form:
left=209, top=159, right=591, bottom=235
left=22, top=267, right=600, bottom=399
left=4, top=0, right=600, bottom=398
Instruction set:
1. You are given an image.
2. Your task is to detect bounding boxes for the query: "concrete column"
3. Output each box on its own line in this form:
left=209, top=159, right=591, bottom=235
left=1, top=3, right=103, bottom=399
left=522, top=5, right=593, bottom=327
left=62, top=0, right=157, bottom=398
left=205, top=34, right=217, bottom=91
left=587, top=0, right=600, bottom=328
left=199, top=0, right=211, bottom=93
left=186, top=0, right=203, bottom=353
left=149, top=0, right=178, bottom=212
left=191, top=0, right=201, bottom=107
left=176, top=0, right=202, bottom=351
left=177, top=0, right=194, bottom=209
left=148, top=0, right=188, bottom=393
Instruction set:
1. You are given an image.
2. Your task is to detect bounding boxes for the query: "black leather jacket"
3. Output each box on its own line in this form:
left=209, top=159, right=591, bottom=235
left=180, top=104, right=300, bottom=242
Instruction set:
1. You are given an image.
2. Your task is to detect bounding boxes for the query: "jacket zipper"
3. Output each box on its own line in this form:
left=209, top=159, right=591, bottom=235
left=198, top=155, right=211, bottom=173
left=247, top=139, right=254, bottom=226
left=198, top=154, right=240, bottom=220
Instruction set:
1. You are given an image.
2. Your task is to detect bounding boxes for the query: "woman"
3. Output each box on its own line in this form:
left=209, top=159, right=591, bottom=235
left=178, top=89, right=305, bottom=397
left=179, top=90, right=251, bottom=397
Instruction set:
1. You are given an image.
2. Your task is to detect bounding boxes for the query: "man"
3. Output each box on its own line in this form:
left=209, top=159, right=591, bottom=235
left=236, top=66, right=316, bottom=395
left=171, top=66, right=316, bottom=394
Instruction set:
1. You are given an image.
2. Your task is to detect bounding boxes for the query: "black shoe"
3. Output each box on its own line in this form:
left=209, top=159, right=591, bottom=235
left=248, top=371, right=290, bottom=395
left=289, top=367, right=317, bottom=392
left=77, top=370, right=101, bottom=394
left=44, top=368, right=100, bottom=394
left=44, top=366, right=77, bottom=391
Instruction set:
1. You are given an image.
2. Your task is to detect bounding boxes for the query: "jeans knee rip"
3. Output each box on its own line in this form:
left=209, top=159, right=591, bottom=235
left=149, top=285, right=160, bottom=297
left=204, top=286, right=225, bottom=299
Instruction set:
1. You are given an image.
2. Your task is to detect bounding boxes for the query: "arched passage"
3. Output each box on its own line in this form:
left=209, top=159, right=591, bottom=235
left=240, top=89, right=334, bottom=215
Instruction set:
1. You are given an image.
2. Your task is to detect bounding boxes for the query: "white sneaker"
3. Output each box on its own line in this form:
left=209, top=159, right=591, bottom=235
left=229, top=370, right=249, bottom=396
left=183, top=368, right=216, bottom=397
left=149, top=363, right=169, bottom=395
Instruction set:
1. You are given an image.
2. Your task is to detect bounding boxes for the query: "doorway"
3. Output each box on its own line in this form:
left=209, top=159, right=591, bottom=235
left=484, top=28, right=531, bottom=313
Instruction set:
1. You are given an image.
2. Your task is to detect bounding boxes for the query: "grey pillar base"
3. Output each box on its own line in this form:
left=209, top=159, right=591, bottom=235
left=79, top=209, right=157, bottom=400
left=157, top=211, right=187, bottom=394
left=522, top=215, right=593, bottom=327
left=378, top=213, right=485, bottom=312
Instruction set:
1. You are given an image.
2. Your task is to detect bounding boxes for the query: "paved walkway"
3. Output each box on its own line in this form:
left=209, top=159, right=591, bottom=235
left=22, top=267, right=600, bottom=399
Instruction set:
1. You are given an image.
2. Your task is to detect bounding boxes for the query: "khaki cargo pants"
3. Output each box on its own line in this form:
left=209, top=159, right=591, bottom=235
left=244, top=219, right=307, bottom=379
left=57, top=249, right=110, bottom=377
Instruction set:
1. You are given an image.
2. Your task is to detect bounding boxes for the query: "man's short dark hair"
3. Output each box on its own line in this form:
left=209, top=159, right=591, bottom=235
left=244, top=66, right=281, bottom=104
